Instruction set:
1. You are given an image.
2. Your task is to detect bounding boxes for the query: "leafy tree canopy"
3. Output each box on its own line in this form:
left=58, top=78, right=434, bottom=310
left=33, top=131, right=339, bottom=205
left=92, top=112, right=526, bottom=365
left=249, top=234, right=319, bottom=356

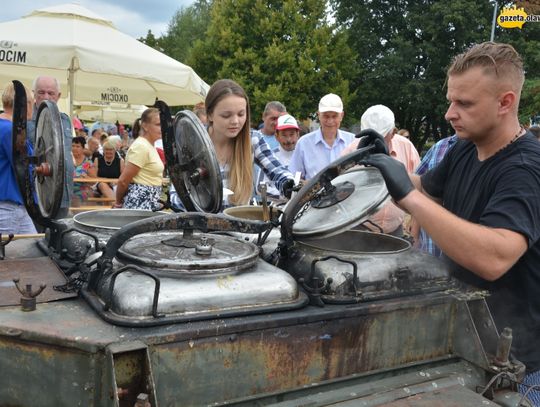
left=189, top=0, right=356, bottom=123
left=142, top=0, right=539, bottom=149
left=159, top=0, right=213, bottom=64
left=332, top=0, right=496, bottom=149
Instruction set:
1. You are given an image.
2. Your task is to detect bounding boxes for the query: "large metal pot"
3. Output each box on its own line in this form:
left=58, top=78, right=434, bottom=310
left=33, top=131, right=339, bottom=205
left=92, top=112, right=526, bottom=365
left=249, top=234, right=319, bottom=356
left=82, top=213, right=307, bottom=326
left=277, top=162, right=454, bottom=303
left=223, top=205, right=283, bottom=253
left=286, top=230, right=453, bottom=302
left=224, top=205, right=282, bottom=221
left=49, top=209, right=167, bottom=258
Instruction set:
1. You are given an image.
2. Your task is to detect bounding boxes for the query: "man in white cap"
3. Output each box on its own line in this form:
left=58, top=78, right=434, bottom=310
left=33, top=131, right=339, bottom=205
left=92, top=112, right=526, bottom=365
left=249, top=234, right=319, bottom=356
left=289, top=93, right=354, bottom=180
left=342, top=104, right=420, bottom=236
left=258, top=114, right=301, bottom=198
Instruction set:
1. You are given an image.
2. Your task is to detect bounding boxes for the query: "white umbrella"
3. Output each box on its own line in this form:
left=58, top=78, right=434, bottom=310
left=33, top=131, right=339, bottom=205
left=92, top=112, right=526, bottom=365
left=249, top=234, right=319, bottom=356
left=0, top=3, right=209, bottom=115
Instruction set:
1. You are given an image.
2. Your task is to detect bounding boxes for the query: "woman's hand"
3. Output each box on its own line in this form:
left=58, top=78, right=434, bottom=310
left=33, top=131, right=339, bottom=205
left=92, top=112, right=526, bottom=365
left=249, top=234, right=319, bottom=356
left=112, top=202, right=123, bottom=209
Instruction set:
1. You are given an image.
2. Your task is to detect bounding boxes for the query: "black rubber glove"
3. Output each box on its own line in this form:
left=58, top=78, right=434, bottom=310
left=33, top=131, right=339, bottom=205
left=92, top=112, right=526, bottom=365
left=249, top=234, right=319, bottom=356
left=360, top=154, right=414, bottom=201
left=282, top=178, right=295, bottom=199
left=356, top=128, right=389, bottom=155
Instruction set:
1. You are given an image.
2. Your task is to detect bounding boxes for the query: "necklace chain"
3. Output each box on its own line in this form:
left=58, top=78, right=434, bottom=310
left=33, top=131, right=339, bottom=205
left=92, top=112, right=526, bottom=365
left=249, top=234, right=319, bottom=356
left=496, top=127, right=523, bottom=155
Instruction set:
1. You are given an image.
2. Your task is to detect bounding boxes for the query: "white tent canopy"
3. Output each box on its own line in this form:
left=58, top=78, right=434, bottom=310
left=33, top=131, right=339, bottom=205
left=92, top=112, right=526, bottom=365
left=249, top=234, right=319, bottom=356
left=76, top=102, right=148, bottom=124
left=0, top=4, right=209, bottom=115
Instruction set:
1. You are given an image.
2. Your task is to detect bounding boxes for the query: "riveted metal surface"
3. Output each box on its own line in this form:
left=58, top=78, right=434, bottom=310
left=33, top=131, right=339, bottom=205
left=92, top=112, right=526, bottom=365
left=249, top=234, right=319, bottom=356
left=255, top=361, right=490, bottom=406
left=343, top=385, right=500, bottom=406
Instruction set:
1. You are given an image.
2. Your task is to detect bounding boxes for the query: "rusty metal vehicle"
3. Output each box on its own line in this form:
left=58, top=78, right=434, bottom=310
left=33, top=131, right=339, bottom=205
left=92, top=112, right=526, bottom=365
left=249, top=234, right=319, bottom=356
left=0, top=82, right=531, bottom=406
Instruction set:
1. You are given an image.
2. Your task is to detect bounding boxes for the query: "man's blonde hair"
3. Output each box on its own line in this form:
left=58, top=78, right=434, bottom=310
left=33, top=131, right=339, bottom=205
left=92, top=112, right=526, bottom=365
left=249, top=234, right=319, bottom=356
left=448, top=42, right=525, bottom=96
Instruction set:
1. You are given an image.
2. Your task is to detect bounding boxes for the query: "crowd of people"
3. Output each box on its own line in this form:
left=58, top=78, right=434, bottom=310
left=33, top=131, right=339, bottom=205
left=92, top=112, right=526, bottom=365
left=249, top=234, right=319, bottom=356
left=1, top=41, right=540, bottom=401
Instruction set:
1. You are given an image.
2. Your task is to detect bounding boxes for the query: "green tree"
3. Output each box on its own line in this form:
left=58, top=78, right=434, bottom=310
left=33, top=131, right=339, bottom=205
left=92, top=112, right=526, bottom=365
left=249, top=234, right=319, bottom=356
left=332, top=0, right=495, bottom=150
left=160, top=0, right=213, bottom=64
left=520, top=79, right=540, bottom=125
left=138, top=30, right=163, bottom=51
left=496, top=0, right=540, bottom=125
left=189, top=0, right=355, bottom=123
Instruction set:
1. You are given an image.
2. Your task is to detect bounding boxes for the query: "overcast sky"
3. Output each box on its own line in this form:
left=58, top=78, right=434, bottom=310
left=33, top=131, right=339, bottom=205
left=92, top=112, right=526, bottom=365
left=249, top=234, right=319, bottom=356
left=0, top=0, right=195, bottom=39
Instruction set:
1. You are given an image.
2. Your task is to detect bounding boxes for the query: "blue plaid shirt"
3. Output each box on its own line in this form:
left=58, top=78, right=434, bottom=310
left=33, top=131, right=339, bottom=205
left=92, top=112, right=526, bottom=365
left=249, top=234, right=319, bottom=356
left=170, top=133, right=292, bottom=210
left=415, top=135, right=458, bottom=256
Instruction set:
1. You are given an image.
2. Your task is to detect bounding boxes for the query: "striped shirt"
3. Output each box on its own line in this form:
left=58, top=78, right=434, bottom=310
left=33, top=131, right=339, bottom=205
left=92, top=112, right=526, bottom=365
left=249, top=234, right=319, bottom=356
left=170, top=132, right=292, bottom=210
left=415, top=135, right=458, bottom=256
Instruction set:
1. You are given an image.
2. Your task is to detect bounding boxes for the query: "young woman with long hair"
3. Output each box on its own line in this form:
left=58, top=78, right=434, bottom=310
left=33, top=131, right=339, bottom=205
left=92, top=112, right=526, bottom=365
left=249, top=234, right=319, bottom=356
left=171, top=79, right=293, bottom=209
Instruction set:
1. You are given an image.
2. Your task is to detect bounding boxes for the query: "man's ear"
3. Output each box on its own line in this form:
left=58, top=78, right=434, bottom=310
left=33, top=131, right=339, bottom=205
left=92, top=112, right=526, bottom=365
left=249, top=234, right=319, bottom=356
left=498, top=91, right=517, bottom=115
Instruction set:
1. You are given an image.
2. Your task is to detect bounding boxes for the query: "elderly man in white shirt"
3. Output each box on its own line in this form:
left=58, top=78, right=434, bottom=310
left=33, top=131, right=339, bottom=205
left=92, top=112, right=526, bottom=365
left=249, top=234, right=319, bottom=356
left=289, top=94, right=354, bottom=180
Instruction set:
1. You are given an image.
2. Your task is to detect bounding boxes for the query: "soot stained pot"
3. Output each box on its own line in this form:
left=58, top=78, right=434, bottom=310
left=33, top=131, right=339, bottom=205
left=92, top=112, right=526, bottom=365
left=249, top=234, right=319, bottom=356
left=276, top=165, right=454, bottom=304
left=47, top=209, right=167, bottom=257
left=223, top=205, right=283, bottom=254
left=82, top=207, right=307, bottom=327
left=95, top=231, right=300, bottom=318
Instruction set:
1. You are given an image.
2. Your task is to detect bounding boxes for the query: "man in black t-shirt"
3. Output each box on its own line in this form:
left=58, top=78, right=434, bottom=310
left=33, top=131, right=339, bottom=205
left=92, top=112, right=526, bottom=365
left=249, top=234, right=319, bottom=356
left=360, top=42, right=540, bottom=401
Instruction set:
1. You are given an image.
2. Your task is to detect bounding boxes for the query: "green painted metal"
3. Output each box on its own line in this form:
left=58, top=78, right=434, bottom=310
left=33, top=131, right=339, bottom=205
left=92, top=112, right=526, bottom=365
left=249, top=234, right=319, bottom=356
left=0, top=335, right=101, bottom=406
left=0, top=290, right=521, bottom=406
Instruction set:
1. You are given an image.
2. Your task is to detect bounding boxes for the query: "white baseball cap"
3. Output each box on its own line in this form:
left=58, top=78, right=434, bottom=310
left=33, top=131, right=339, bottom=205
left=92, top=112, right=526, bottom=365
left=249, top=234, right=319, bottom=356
left=276, top=114, right=299, bottom=131
left=318, top=93, right=343, bottom=113
left=360, top=105, right=395, bottom=136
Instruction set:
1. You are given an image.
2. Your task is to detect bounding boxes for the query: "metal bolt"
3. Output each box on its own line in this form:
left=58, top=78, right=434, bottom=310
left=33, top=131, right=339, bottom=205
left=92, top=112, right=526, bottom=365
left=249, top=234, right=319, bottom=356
left=195, top=236, right=213, bottom=256
left=13, top=278, right=46, bottom=312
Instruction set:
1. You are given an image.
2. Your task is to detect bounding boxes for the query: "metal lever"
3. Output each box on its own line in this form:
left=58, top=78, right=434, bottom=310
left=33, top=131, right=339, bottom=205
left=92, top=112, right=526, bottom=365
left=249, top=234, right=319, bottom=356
left=494, top=327, right=513, bottom=367
left=13, top=278, right=46, bottom=311
left=0, top=233, right=14, bottom=260
left=260, top=183, right=270, bottom=222
left=134, top=393, right=151, bottom=407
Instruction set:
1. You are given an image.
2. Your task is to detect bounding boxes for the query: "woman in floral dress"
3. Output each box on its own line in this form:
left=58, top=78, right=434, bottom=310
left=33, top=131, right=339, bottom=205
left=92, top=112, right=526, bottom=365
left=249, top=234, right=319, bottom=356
left=72, top=136, right=96, bottom=206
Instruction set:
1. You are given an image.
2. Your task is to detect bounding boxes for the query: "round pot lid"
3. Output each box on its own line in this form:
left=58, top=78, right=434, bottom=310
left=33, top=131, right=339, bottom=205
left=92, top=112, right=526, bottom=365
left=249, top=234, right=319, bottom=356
left=12, top=80, right=64, bottom=222
left=163, top=109, right=222, bottom=213
left=291, top=167, right=389, bottom=239
left=116, top=231, right=259, bottom=274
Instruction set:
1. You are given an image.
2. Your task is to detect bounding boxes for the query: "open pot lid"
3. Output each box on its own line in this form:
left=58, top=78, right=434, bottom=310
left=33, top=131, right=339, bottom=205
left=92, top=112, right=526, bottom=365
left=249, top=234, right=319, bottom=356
left=291, top=167, right=389, bottom=239
left=162, top=108, right=222, bottom=213
left=12, top=80, right=64, bottom=223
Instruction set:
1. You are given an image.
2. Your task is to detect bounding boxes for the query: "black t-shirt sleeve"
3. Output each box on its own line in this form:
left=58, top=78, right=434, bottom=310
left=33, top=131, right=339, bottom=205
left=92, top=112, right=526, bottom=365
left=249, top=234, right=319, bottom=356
left=480, top=166, right=540, bottom=246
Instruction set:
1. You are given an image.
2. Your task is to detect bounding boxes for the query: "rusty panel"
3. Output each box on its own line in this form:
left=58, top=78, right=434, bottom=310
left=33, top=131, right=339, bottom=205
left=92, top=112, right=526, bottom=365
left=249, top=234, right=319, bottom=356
left=151, top=302, right=455, bottom=406
left=0, top=335, right=104, bottom=406
left=0, top=257, right=76, bottom=306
